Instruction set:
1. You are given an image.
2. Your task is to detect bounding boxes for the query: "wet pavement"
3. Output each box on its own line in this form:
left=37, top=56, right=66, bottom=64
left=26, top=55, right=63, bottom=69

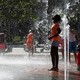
left=0, top=47, right=80, bottom=80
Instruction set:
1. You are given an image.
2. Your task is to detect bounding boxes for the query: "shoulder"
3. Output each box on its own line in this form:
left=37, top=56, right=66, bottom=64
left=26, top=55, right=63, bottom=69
left=51, top=23, right=59, bottom=29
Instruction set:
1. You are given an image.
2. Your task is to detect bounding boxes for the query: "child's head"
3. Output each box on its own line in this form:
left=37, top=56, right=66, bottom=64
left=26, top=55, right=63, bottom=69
left=52, top=14, right=61, bottom=23
left=29, top=30, right=32, bottom=33
left=70, top=28, right=75, bottom=34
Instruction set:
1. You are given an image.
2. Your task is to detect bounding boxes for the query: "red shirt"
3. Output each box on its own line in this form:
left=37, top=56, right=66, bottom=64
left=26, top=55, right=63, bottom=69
left=26, top=32, right=33, bottom=44
left=0, top=43, right=6, bottom=49
left=50, top=23, right=63, bottom=44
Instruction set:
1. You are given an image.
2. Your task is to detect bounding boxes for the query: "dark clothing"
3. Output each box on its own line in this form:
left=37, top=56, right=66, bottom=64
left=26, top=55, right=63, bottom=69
left=50, top=43, right=59, bottom=68
left=48, top=15, right=62, bottom=71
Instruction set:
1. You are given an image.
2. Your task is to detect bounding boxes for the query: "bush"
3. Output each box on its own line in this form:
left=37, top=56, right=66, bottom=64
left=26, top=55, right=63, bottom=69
left=13, top=36, right=21, bottom=42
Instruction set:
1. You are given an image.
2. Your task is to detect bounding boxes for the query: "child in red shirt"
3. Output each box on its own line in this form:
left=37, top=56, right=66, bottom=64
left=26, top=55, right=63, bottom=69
left=26, top=30, right=34, bottom=55
left=48, top=15, right=63, bottom=71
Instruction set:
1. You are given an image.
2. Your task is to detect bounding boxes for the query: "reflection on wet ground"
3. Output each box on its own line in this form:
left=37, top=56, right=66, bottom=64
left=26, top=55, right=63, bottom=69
left=0, top=48, right=80, bottom=80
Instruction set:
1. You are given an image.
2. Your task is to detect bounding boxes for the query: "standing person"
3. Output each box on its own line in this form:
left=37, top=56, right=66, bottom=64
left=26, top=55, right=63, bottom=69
left=26, top=30, right=34, bottom=55
left=69, top=29, right=77, bottom=63
left=48, top=14, right=63, bottom=71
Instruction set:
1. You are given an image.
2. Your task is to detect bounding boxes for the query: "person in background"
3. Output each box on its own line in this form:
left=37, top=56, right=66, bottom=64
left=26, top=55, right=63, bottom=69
left=48, top=14, right=63, bottom=71
left=69, top=29, right=77, bottom=63
left=26, top=30, right=34, bottom=55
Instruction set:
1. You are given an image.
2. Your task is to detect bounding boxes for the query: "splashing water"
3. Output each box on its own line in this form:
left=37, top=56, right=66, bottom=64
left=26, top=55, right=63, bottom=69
left=62, top=14, right=70, bottom=80
left=0, top=71, right=14, bottom=80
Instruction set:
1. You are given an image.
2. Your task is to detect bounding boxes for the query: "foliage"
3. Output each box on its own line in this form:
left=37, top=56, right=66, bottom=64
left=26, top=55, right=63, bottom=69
left=13, top=35, right=21, bottom=42
left=47, top=0, right=80, bottom=31
left=67, top=2, right=80, bottom=30
left=0, top=0, right=38, bottom=43
left=0, top=0, right=37, bottom=21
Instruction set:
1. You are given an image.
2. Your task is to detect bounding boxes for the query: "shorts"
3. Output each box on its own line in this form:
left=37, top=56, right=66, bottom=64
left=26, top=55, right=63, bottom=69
left=52, top=40, right=59, bottom=47
left=69, top=41, right=77, bottom=53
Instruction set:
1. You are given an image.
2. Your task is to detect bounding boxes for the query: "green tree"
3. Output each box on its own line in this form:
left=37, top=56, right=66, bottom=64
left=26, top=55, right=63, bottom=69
left=67, top=2, right=80, bottom=30
left=0, top=0, right=38, bottom=43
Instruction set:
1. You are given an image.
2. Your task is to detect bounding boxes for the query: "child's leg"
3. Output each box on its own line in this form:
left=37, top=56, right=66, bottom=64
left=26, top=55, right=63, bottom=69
left=69, top=52, right=71, bottom=63
left=74, top=52, right=77, bottom=63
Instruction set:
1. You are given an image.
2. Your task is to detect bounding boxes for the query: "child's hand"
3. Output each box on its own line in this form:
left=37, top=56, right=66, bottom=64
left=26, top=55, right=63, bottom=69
left=48, top=36, right=52, bottom=40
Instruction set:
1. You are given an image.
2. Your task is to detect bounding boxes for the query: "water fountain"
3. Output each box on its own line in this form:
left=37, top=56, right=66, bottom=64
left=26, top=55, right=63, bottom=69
left=34, top=0, right=50, bottom=51
left=62, top=14, right=70, bottom=80
left=35, top=0, right=78, bottom=80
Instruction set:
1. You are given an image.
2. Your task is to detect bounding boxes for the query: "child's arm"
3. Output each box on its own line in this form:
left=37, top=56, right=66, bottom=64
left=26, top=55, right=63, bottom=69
left=48, top=28, right=61, bottom=40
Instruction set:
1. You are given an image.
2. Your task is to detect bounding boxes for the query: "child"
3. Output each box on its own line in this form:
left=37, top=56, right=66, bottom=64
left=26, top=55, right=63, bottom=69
left=26, top=30, right=34, bottom=55
left=76, top=44, right=80, bottom=71
left=48, top=14, right=63, bottom=71
left=69, top=29, right=77, bottom=63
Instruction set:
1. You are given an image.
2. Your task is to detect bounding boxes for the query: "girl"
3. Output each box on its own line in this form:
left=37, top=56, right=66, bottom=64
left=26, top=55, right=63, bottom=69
left=48, top=15, right=63, bottom=71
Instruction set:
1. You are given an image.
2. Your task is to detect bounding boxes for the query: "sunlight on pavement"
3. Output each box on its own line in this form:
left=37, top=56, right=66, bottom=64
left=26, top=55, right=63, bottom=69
left=0, top=71, right=14, bottom=80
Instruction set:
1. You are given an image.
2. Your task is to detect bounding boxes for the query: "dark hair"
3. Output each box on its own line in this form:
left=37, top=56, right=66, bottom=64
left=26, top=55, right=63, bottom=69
left=52, top=14, right=61, bottom=23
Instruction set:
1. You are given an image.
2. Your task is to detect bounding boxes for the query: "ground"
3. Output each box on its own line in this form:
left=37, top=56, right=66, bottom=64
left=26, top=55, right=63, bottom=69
left=0, top=47, right=80, bottom=80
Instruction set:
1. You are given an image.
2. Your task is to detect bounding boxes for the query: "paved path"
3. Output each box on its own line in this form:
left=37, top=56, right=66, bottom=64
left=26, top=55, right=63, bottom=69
left=0, top=47, right=80, bottom=80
